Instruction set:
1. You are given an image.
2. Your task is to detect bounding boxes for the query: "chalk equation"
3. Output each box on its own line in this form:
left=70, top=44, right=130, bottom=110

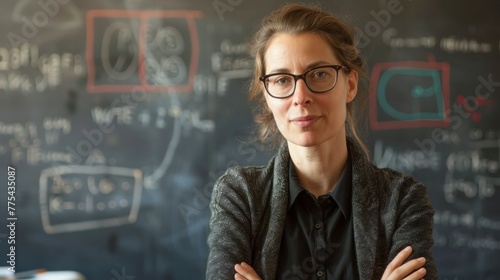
left=434, top=229, right=500, bottom=250
left=0, top=43, right=84, bottom=94
left=86, top=10, right=203, bottom=93
left=372, top=140, right=441, bottom=173
left=434, top=210, right=500, bottom=232
left=39, top=165, right=142, bottom=234
left=444, top=140, right=500, bottom=202
left=210, top=39, right=252, bottom=96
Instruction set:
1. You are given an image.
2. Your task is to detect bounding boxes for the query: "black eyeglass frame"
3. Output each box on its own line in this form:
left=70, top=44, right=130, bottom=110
left=258, top=65, right=349, bottom=99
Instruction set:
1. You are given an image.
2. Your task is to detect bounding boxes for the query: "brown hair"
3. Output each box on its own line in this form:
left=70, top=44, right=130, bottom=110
left=248, top=2, right=370, bottom=157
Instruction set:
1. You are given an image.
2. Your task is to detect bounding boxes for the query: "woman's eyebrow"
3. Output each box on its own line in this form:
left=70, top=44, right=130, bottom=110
left=306, top=60, right=337, bottom=69
left=266, top=61, right=337, bottom=75
left=266, top=67, right=290, bottom=74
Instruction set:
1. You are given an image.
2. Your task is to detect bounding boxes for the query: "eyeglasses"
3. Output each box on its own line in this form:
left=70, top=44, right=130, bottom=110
left=259, top=65, right=349, bottom=99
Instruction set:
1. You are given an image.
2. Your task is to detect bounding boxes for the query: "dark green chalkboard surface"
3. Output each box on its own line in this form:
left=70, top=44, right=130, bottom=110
left=1, top=0, right=499, bottom=279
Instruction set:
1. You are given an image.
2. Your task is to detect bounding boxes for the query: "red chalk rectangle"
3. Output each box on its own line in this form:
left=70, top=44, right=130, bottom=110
left=86, top=10, right=203, bottom=93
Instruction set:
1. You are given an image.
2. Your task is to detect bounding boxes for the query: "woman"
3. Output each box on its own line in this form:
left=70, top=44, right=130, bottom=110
left=207, top=3, right=437, bottom=280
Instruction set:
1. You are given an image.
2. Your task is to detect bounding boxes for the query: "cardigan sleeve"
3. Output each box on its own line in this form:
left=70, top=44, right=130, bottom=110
left=388, top=177, right=438, bottom=279
left=206, top=169, right=254, bottom=280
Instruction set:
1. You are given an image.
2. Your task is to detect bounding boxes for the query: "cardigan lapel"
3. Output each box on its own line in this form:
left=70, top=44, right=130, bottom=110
left=261, top=143, right=290, bottom=279
left=349, top=139, right=380, bottom=280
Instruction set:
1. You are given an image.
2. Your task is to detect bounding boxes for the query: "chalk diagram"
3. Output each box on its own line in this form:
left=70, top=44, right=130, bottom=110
left=370, top=60, right=450, bottom=130
left=39, top=166, right=142, bottom=234
left=38, top=10, right=207, bottom=234
left=86, top=10, right=202, bottom=93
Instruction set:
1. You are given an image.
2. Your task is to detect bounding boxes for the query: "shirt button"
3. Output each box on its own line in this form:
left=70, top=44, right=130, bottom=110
left=315, top=223, right=321, bottom=229
left=316, top=270, right=324, bottom=277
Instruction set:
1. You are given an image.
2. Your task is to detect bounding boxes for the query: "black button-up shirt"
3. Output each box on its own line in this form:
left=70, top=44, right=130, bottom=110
left=275, top=155, right=359, bottom=279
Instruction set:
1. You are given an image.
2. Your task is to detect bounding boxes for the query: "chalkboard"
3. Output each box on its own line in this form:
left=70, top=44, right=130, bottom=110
left=0, top=0, right=499, bottom=279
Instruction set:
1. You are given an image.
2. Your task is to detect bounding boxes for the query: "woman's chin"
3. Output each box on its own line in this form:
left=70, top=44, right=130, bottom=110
left=286, top=135, right=323, bottom=148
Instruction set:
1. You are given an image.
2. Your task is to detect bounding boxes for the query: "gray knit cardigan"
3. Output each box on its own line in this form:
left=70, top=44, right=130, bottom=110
left=206, top=138, right=437, bottom=279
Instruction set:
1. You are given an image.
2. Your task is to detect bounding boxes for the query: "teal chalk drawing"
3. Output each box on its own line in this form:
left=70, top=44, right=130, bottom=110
left=377, top=68, right=444, bottom=120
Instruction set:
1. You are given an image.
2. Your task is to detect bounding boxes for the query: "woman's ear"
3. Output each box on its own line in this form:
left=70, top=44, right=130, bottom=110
left=346, top=70, right=358, bottom=103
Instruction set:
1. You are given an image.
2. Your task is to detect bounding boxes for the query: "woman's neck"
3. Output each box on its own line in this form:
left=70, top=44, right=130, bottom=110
left=288, top=137, right=348, bottom=198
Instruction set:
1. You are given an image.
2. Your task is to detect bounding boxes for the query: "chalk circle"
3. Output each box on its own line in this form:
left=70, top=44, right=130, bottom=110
left=161, top=55, right=187, bottom=84
left=156, top=27, right=185, bottom=55
left=101, top=21, right=138, bottom=80
left=145, top=55, right=187, bottom=85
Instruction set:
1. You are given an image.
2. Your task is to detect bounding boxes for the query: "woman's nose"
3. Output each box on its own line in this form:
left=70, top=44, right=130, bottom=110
left=292, top=78, right=312, bottom=105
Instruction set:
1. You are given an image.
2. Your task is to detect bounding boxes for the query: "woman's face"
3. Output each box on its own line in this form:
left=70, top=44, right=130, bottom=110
left=263, top=32, right=358, bottom=148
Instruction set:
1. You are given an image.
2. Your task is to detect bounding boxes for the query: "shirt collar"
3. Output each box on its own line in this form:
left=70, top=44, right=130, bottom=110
left=331, top=154, right=352, bottom=220
left=288, top=161, right=303, bottom=210
left=287, top=154, right=352, bottom=219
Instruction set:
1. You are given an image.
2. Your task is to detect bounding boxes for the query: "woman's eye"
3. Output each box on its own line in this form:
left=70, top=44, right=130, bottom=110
left=274, top=76, right=292, bottom=85
left=313, top=71, right=328, bottom=78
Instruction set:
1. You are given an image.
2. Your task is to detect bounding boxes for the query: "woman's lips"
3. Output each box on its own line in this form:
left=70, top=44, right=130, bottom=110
left=291, top=115, right=320, bottom=127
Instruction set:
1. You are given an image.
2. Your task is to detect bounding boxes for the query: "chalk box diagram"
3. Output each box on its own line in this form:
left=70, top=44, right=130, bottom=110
left=86, top=10, right=202, bottom=93
left=370, top=61, right=450, bottom=130
left=39, top=166, right=143, bottom=234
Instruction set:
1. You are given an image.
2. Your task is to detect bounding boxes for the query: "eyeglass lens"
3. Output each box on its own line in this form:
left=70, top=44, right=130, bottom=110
left=264, top=66, right=340, bottom=98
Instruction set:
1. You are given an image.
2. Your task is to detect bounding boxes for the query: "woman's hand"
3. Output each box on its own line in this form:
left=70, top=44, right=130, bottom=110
left=234, top=262, right=261, bottom=280
left=381, top=246, right=427, bottom=280
left=234, top=246, right=426, bottom=280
